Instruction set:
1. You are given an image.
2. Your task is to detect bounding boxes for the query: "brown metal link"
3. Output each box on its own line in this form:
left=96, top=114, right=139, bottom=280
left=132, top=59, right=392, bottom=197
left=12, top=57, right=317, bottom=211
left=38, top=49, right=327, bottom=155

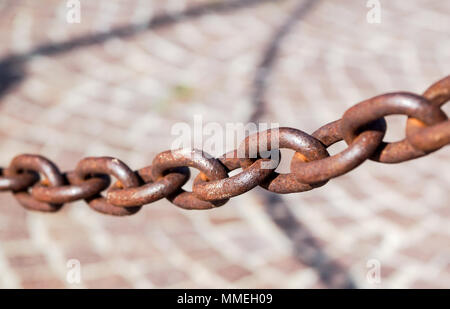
left=293, top=118, right=386, bottom=184
left=341, top=92, right=447, bottom=163
left=239, top=127, right=330, bottom=193
left=0, top=168, right=39, bottom=192
left=6, top=154, right=65, bottom=212
left=107, top=165, right=190, bottom=207
left=192, top=149, right=277, bottom=200
left=422, top=75, right=450, bottom=107
left=311, top=120, right=343, bottom=146
left=72, top=157, right=141, bottom=216
left=31, top=171, right=110, bottom=204
left=151, top=149, right=229, bottom=209
left=0, top=76, right=448, bottom=215
left=406, top=76, right=450, bottom=152
left=406, top=121, right=450, bottom=153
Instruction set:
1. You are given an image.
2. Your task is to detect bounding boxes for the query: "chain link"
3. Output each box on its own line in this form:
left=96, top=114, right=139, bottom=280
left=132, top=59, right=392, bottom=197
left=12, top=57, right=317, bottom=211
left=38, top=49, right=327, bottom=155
left=0, top=76, right=448, bottom=216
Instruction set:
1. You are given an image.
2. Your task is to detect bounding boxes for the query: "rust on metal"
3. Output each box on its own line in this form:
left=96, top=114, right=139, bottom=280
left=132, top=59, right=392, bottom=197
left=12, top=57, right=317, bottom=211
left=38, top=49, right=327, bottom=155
left=238, top=127, right=329, bottom=193
left=107, top=165, right=190, bottom=207
left=0, top=168, right=38, bottom=192
left=406, top=76, right=449, bottom=152
left=294, top=118, right=386, bottom=184
left=151, top=149, right=229, bottom=209
left=341, top=92, right=447, bottom=163
left=31, top=171, right=110, bottom=204
left=72, top=157, right=142, bottom=216
left=0, top=76, right=447, bottom=216
left=6, top=154, right=65, bottom=212
left=192, top=149, right=277, bottom=200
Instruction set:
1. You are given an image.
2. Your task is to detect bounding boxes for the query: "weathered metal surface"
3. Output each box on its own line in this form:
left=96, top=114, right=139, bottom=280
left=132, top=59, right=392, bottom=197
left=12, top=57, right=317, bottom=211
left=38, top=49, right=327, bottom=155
left=107, top=166, right=190, bottom=207
left=193, top=149, right=277, bottom=200
left=0, top=168, right=38, bottom=192
left=32, top=172, right=110, bottom=204
left=341, top=92, right=447, bottom=163
left=406, top=76, right=449, bottom=152
left=294, top=118, right=386, bottom=184
left=151, top=149, right=229, bottom=209
left=0, top=76, right=448, bottom=216
left=6, top=154, right=65, bottom=212
left=239, top=127, right=329, bottom=193
left=72, top=157, right=142, bottom=216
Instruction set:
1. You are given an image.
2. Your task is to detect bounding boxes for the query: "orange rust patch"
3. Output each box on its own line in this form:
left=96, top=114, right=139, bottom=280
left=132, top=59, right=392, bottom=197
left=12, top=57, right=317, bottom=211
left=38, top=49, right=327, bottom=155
left=293, top=152, right=308, bottom=163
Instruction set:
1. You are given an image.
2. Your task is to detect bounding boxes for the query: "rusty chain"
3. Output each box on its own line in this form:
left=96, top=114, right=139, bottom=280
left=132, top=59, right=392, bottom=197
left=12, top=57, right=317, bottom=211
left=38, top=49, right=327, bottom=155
left=0, top=75, right=448, bottom=216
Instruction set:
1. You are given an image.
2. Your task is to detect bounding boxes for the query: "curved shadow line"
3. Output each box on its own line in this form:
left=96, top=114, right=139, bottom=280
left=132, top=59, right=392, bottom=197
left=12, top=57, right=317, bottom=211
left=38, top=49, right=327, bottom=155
left=250, top=0, right=317, bottom=122
left=263, top=193, right=356, bottom=288
left=250, top=0, right=357, bottom=288
left=0, top=0, right=280, bottom=98
left=0, top=0, right=356, bottom=288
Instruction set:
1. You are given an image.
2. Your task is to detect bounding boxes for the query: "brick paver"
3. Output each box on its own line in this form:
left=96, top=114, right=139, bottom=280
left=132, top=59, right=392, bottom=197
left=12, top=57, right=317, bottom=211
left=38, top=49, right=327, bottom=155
left=0, top=0, right=448, bottom=288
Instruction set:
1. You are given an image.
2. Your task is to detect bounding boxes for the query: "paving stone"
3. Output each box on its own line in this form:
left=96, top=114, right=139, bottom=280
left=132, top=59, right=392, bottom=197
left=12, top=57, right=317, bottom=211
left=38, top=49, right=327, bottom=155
left=0, top=0, right=448, bottom=289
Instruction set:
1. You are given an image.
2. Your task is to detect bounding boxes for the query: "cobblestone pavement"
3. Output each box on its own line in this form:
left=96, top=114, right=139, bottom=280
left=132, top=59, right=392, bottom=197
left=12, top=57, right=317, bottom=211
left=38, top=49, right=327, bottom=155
left=0, top=0, right=449, bottom=288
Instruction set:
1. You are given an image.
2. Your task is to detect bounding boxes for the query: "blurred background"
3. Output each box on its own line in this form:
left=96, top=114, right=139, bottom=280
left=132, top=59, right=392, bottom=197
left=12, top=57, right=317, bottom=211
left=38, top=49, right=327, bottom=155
left=0, top=0, right=448, bottom=288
